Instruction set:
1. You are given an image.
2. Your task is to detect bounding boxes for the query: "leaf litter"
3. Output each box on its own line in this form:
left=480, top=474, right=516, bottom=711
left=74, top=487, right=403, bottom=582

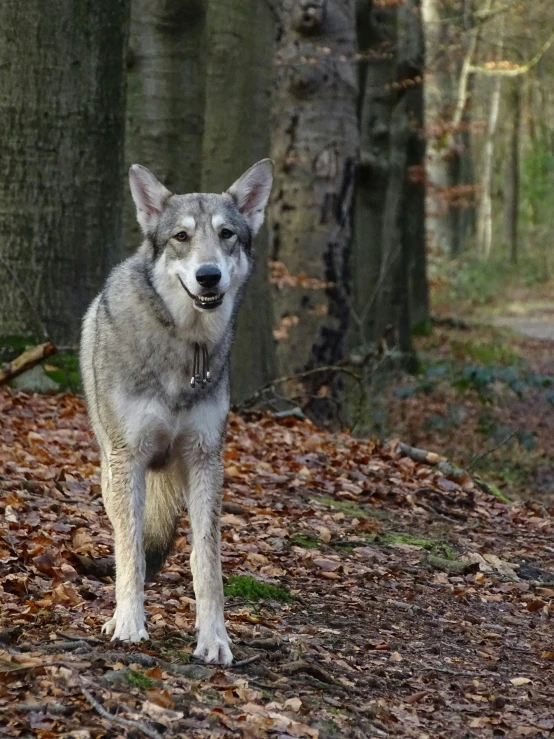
left=1, top=386, right=554, bottom=737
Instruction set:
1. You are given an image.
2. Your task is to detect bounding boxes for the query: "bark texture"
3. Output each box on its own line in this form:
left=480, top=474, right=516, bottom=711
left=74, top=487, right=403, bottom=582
left=0, top=1, right=129, bottom=344
left=269, top=0, right=359, bottom=410
left=124, top=0, right=206, bottom=251
left=352, top=0, right=427, bottom=351
left=201, top=0, right=277, bottom=404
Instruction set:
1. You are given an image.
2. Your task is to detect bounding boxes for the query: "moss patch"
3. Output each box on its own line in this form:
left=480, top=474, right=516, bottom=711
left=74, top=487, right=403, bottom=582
left=290, top=533, right=322, bottom=549
left=373, top=531, right=456, bottom=560
left=312, top=495, right=382, bottom=520
left=125, top=669, right=155, bottom=690
left=224, top=575, right=290, bottom=603
left=43, top=350, right=81, bottom=393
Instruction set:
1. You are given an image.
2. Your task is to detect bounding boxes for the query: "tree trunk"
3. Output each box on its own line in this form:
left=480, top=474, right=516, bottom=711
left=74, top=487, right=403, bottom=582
left=0, top=1, right=130, bottom=344
left=201, top=0, right=277, bottom=405
left=477, top=76, right=502, bottom=258
left=477, top=16, right=504, bottom=258
left=421, top=0, right=457, bottom=256
left=268, top=0, right=358, bottom=419
left=504, top=80, right=521, bottom=264
left=124, top=0, right=206, bottom=252
left=352, top=0, right=426, bottom=348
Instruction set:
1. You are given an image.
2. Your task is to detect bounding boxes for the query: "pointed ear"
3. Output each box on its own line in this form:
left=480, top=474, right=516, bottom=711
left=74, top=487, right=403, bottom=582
left=227, top=159, right=274, bottom=236
left=129, top=164, right=171, bottom=236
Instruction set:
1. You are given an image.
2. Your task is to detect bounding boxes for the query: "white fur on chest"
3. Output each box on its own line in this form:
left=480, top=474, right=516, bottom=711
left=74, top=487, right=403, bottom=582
left=114, top=385, right=227, bottom=460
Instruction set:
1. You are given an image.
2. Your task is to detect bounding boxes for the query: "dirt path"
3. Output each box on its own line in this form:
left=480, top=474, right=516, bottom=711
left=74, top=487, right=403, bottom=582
left=493, top=302, right=554, bottom=342
left=1, top=388, right=554, bottom=737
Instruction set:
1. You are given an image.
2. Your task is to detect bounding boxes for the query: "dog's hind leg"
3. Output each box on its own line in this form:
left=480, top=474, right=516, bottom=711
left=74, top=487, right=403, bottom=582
left=183, top=447, right=232, bottom=665
left=101, top=449, right=149, bottom=642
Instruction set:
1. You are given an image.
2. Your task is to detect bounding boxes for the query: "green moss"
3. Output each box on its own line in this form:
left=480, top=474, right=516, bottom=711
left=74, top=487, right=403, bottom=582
left=224, top=575, right=291, bottom=602
left=43, top=350, right=81, bottom=393
left=312, top=495, right=379, bottom=520
left=484, top=483, right=511, bottom=504
left=451, top=339, right=520, bottom=367
left=125, top=669, right=154, bottom=690
left=377, top=531, right=456, bottom=560
left=412, top=318, right=433, bottom=337
left=290, top=533, right=322, bottom=549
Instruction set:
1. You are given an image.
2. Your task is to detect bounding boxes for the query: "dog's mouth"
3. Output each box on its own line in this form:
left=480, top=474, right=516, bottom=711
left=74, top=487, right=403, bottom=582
left=179, top=278, right=224, bottom=311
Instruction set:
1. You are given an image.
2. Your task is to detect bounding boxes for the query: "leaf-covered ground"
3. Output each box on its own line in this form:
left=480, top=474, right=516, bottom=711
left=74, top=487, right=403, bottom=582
left=1, top=386, right=554, bottom=738
left=383, top=318, right=554, bottom=502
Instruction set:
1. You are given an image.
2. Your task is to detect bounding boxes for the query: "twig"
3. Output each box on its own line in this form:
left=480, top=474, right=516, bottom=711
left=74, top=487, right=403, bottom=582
left=0, top=342, right=57, bottom=385
left=467, top=429, right=520, bottom=471
left=55, top=632, right=102, bottom=644
left=80, top=683, right=164, bottom=739
left=281, top=660, right=337, bottom=685
left=233, top=654, right=262, bottom=667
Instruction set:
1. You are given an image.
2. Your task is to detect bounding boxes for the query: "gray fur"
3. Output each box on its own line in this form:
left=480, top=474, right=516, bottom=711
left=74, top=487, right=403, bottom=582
left=80, top=160, right=273, bottom=664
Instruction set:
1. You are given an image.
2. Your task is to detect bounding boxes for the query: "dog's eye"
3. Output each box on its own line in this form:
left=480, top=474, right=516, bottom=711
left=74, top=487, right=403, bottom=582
left=220, top=228, right=234, bottom=240
left=174, top=231, right=189, bottom=242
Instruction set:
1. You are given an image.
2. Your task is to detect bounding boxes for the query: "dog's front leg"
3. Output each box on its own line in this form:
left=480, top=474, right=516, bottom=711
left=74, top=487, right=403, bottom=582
left=185, top=448, right=232, bottom=665
left=102, top=451, right=148, bottom=642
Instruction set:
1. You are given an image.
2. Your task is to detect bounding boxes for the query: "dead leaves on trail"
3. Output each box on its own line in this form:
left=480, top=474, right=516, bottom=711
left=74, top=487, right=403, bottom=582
left=1, top=386, right=554, bottom=737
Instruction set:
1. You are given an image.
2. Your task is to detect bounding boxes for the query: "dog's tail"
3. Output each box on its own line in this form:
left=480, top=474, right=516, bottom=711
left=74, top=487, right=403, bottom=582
left=143, top=469, right=182, bottom=581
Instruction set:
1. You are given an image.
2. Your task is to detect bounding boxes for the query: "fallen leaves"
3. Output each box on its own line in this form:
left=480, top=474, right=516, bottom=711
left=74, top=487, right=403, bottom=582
left=1, top=385, right=554, bottom=737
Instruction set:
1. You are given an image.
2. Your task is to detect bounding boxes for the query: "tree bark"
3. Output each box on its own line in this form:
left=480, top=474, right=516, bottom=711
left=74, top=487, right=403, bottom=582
left=504, top=80, right=521, bottom=264
left=201, top=0, right=277, bottom=405
left=0, top=1, right=130, bottom=344
left=124, top=0, right=206, bottom=252
left=352, top=0, right=426, bottom=349
left=477, top=75, right=503, bottom=257
left=268, top=0, right=359, bottom=419
left=421, top=0, right=458, bottom=256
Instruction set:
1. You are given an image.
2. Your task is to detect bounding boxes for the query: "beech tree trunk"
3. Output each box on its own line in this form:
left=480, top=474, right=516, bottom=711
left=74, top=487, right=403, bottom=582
left=124, top=0, right=206, bottom=251
left=201, top=0, right=276, bottom=404
left=352, top=0, right=426, bottom=350
left=268, top=0, right=358, bottom=417
left=504, top=80, right=521, bottom=264
left=422, top=0, right=457, bottom=256
left=0, top=1, right=129, bottom=344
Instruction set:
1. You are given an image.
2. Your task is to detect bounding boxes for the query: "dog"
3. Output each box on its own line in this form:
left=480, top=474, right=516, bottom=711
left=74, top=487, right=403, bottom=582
left=80, top=159, right=274, bottom=664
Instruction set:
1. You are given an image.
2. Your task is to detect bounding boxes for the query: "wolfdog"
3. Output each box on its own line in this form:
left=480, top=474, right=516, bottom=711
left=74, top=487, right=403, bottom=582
left=80, top=160, right=273, bottom=664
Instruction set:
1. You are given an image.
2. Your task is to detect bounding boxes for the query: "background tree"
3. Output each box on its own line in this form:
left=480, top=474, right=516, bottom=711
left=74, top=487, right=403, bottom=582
left=268, top=0, right=359, bottom=420
left=201, top=0, right=277, bottom=404
left=124, top=0, right=206, bottom=251
left=352, top=0, right=427, bottom=358
left=0, top=1, right=130, bottom=345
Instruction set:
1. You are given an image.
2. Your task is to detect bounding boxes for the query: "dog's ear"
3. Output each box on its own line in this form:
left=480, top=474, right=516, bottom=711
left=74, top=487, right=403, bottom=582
left=227, top=159, right=274, bottom=236
left=129, top=165, right=171, bottom=236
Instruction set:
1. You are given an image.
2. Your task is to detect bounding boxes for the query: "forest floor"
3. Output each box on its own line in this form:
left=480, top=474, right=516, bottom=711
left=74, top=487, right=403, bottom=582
left=1, top=341, right=554, bottom=739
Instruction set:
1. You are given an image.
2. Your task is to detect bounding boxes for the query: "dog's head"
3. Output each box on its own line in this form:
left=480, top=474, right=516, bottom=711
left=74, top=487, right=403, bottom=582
left=129, top=160, right=273, bottom=316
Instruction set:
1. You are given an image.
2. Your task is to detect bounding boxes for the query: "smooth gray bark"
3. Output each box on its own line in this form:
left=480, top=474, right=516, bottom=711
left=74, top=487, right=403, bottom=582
left=0, top=1, right=130, bottom=344
left=201, top=0, right=276, bottom=404
left=124, top=0, right=206, bottom=251
left=504, top=80, right=521, bottom=264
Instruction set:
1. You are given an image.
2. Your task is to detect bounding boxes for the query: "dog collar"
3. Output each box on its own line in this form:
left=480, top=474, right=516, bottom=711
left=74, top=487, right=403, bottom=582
left=190, top=343, right=211, bottom=389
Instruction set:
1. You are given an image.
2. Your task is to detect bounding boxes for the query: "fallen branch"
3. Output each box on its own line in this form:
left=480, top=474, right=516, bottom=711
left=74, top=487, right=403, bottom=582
left=80, top=683, right=163, bottom=739
left=0, top=342, right=56, bottom=385
left=397, top=443, right=442, bottom=466
left=281, top=660, right=336, bottom=685
left=424, top=554, right=477, bottom=575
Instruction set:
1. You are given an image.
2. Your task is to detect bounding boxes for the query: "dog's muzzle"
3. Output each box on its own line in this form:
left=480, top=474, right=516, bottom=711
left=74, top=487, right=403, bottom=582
left=179, top=277, right=224, bottom=311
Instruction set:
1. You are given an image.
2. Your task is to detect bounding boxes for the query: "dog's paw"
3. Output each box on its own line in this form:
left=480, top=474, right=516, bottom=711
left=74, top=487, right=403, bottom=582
left=101, top=616, right=117, bottom=637
left=194, top=628, right=233, bottom=665
left=107, top=612, right=149, bottom=643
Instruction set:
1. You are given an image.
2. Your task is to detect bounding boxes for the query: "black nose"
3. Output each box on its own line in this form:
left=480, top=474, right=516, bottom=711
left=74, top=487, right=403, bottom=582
left=196, top=264, right=221, bottom=288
